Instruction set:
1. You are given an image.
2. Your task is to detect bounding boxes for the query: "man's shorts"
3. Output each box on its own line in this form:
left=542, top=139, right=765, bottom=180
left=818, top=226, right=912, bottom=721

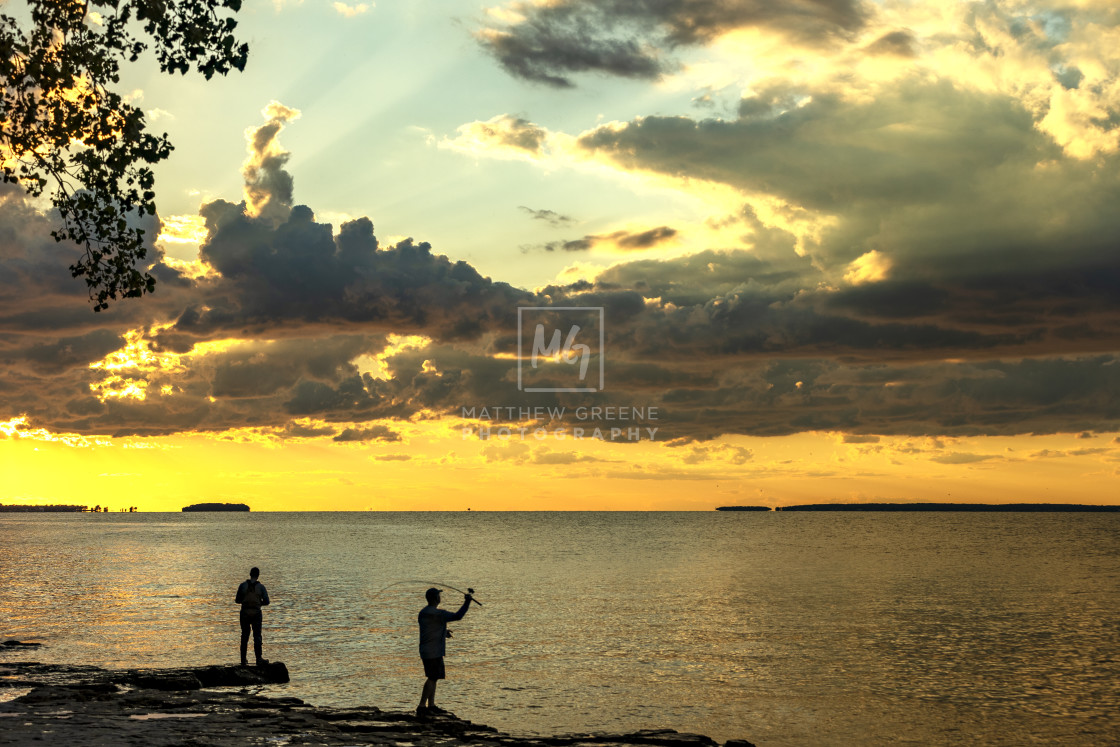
left=422, top=657, right=445, bottom=680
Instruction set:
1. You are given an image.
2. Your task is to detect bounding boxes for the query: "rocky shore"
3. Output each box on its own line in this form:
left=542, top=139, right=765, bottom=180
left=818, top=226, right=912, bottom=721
left=0, top=651, right=755, bottom=747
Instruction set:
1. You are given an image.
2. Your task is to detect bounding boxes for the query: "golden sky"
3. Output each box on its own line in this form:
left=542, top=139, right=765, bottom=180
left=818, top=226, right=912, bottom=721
left=3, top=0, right=1120, bottom=510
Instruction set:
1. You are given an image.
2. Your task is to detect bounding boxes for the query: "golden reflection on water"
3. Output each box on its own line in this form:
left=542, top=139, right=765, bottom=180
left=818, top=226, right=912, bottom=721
left=0, top=512, right=1117, bottom=746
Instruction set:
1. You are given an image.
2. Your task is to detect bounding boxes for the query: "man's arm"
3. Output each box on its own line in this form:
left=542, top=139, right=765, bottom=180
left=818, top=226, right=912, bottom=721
left=235, top=581, right=245, bottom=604
left=446, top=595, right=472, bottom=622
left=260, top=584, right=270, bottom=606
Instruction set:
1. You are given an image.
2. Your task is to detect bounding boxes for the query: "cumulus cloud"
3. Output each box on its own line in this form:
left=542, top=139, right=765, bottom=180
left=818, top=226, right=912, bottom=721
left=243, top=102, right=301, bottom=225
left=445, top=114, right=550, bottom=158
left=143, top=106, right=532, bottom=352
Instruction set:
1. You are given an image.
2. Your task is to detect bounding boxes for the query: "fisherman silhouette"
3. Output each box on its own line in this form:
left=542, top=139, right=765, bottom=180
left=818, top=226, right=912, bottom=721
left=235, top=567, right=271, bottom=666
left=417, top=587, right=473, bottom=717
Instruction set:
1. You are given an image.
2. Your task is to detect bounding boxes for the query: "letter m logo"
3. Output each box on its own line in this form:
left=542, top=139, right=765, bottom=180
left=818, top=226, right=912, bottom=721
left=518, top=307, right=604, bottom=393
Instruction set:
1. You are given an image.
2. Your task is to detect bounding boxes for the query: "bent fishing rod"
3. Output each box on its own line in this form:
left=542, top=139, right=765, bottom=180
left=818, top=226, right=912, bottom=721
left=374, top=580, right=483, bottom=606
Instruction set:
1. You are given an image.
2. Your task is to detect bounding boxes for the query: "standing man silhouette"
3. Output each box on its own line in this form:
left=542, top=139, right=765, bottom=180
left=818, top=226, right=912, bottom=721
left=235, top=567, right=270, bottom=666
left=417, top=587, right=472, bottom=716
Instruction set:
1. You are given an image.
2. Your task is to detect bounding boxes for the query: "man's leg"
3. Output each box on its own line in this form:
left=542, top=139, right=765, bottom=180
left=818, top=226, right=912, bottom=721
left=239, top=614, right=250, bottom=665
left=252, top=613, right=266, bottom=664
left=419, top=677, right=437, bottom=709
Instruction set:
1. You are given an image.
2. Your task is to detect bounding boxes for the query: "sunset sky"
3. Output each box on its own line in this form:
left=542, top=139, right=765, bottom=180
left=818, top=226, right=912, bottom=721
left=3, top=0, right=1120, bottom=511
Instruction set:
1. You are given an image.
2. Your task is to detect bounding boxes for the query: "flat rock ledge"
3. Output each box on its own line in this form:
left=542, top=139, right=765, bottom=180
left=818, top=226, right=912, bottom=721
left=0, top=661, right=755, bottom=747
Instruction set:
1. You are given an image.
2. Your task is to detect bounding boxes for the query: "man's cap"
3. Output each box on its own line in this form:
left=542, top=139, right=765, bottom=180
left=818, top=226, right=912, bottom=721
left=425, top=587, right=441, bottom=603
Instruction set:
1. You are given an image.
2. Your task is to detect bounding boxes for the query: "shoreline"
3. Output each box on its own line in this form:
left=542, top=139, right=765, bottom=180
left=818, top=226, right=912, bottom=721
left=0, top=657, right=756, bottom=747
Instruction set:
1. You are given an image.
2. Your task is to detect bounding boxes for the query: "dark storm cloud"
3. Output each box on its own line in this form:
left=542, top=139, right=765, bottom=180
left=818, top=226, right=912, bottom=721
left=5, top=332, right=393, bottom=437
left=0, top=184, right=190, bottom=339
left=570, top=76, right=1120, bottom=361
left=209, top=336, right=383, bottom=399
left=20, top=330, right=126, bottom=375
left=0, top=111, right=529, bottom=437
left=0, top=184, right=199, bottom=436
left=8, top=75, right=1120, bottom=444
left=581, top=78, right=1060, bottom=227
left=140, top=110, right=533, bottom=348
left=578, top=76, right=1120, bottom=277
left=270, top=336, right=1120, bottom=441
left=531, top=225, right=677, bottom=252
left=479, top=0, right=868, bottom=86
left=162, top=208, right=528, bottom=347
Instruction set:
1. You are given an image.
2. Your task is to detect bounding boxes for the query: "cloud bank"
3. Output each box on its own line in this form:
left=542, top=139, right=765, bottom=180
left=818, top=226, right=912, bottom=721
left=5, top=0, right=1120, bottom=445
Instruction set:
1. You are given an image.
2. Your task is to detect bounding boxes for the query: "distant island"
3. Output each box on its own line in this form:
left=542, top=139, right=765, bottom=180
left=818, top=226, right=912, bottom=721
left=0, top=504, right=86, bottom=512
left=716, top=503, right=1119, bottom=512
left=776, top=503, right=1120, bottom=512
left=182, top=503, right=250, bottom=512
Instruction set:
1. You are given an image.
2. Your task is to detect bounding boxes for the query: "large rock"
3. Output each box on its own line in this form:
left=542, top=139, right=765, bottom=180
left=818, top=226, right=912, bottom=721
left=127, top=661, right=290, bottom=689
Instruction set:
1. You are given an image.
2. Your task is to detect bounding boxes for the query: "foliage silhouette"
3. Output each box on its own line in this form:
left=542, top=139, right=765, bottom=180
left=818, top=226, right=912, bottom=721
left=1, top=0, right=248, bottom=310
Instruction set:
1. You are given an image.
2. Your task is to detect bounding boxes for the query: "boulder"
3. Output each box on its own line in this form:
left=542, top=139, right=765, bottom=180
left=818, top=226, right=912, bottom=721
left=126, top=662, right=290, bottom=689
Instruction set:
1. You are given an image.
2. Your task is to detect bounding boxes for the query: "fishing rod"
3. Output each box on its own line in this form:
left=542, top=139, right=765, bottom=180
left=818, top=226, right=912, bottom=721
left=374, top=580, right=483, bottom=606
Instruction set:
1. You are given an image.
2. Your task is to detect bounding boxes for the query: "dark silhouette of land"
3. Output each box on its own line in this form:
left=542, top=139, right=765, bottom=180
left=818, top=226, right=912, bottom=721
left=0, top=504, right=85, bottom=512
left=182, top=503, right=250, bottom=512
left=775, top=503, right=1120, bottom=512
left=715, top=506, right=771, bottom=511
left=0, top=661, right=750, bottom=747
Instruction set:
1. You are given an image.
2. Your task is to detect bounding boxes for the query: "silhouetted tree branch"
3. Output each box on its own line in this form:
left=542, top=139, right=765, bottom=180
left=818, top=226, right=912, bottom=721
left=1, top=0, right=248, bottom=310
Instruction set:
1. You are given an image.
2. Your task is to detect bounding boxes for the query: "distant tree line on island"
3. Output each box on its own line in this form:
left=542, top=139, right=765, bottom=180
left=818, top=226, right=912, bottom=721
left=182, top=503, right=250, bottom=512
left=717, top=503, right=1120, bottom=512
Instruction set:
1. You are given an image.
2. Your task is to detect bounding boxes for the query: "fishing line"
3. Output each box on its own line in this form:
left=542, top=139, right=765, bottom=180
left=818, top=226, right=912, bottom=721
left=373, top=580, right=483, bottom=606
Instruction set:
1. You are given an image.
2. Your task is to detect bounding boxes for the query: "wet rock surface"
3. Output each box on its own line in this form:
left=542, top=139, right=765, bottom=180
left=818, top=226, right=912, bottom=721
left=0, top=661, right=755, bottom=747
left=0, top=660, right=290, bottom=691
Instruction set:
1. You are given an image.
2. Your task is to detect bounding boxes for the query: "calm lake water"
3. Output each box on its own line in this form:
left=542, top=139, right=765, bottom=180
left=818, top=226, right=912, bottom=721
left=1, top=511, right=1118, bottom=746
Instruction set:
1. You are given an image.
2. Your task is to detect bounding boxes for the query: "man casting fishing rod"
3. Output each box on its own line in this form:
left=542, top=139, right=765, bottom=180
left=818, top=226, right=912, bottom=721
left=417, top=586, right=475, bottom=718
